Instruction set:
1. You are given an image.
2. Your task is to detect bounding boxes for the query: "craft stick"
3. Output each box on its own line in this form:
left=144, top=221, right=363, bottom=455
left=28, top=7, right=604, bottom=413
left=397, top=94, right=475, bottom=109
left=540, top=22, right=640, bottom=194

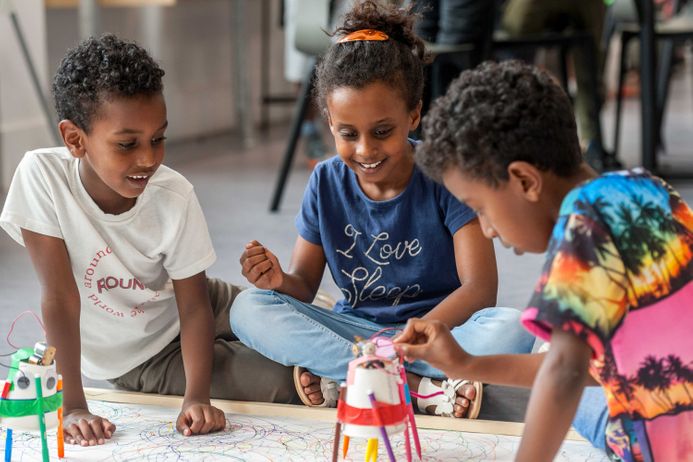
left=34, top=376, right=50, bottom=462
left=4, top=428, right=12, bottom=462
left=367, top=392, right=395, bottom=462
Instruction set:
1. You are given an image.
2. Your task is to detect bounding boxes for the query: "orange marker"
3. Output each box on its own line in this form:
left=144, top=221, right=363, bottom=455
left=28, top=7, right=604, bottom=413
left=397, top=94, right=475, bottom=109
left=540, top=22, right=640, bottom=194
left=342, top=436, right=350, bottom=458
left=57, top=407, right=65, bottom=458
left=57, top=378, right=64, bottom=458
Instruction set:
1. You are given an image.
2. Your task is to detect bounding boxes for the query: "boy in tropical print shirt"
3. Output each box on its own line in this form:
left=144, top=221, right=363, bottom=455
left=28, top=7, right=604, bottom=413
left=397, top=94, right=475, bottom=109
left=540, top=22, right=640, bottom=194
left=395, top=60, right=692, bottom=462
left=522, top=169, right=693, bottom=461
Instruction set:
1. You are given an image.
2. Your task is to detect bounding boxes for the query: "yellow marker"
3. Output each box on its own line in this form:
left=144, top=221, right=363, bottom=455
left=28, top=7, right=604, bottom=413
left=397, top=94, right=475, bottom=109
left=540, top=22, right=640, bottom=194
left=366, top=438, right=378, bottom=462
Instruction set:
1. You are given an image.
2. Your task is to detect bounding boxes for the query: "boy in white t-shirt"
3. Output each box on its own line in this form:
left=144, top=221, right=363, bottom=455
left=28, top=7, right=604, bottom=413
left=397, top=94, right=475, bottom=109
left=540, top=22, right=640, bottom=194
left=0, top=34, right=297, bottom=446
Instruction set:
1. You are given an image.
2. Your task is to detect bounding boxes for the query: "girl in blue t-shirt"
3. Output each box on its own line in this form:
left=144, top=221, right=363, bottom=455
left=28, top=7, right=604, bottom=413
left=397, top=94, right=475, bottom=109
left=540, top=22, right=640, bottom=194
left=230, top=0, right=535, bottom=418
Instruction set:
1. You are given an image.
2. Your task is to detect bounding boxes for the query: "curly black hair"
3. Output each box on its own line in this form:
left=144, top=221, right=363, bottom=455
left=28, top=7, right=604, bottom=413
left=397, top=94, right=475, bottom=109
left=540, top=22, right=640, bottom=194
left=315, top=0, right=429, bottom=113
left=52, top=34, right=165, bottom=132
left=416, top=60, right=582, bottom=187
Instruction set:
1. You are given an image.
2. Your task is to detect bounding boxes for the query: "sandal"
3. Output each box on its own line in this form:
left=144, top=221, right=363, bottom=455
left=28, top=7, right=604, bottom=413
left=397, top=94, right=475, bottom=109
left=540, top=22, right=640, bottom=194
left=416, top=377, right=483, bottom=419
left=293, top=366, right=339, bottom=407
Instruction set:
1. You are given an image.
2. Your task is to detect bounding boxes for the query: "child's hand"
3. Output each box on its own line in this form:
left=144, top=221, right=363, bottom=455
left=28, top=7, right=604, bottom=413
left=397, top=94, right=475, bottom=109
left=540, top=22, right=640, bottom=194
left=176, top=401, right=226, bottom=436
left=240, top=240, right=285, bottom=290
left=63, top=408, right=116, bottom=446
left=393, top=318, right=469, bottom=374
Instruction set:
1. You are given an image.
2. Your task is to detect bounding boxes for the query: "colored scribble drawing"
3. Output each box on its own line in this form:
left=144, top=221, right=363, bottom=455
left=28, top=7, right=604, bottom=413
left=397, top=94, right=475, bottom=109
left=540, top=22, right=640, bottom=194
left=0, top=400, right=608, bottom=461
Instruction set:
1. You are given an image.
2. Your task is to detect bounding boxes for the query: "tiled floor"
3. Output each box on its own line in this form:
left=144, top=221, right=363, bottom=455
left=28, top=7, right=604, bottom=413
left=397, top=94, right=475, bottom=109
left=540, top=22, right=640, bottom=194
left=2, top=60, right=693, bottom=422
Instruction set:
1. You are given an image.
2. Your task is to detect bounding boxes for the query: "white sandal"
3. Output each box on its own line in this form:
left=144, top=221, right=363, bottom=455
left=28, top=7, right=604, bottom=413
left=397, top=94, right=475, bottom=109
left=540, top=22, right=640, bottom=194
left=293, top=366, right=339, bottom=407
left=416, top=377, right=483, bottom=419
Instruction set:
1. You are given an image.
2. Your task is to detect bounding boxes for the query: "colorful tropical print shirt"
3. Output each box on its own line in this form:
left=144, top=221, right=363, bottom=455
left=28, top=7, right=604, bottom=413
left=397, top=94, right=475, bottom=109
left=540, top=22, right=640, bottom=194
left=521, top=169, right=693, bottom=462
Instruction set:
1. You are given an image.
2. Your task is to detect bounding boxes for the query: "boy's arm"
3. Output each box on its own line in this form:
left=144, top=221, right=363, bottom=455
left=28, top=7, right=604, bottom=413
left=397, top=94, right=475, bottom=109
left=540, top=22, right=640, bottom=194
left=516, top=329, right=592, bottom=462
left=172, top=272, right=225, bottom=435
left=423, top=219, right=498, bottom=328
left=395, top=318, right=543, bottom=387
left=21, top=228, right=115, bottom=445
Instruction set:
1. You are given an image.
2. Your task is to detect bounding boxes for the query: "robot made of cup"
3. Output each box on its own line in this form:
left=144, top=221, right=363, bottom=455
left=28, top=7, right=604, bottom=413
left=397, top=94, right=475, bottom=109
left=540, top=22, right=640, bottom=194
left=0, top=342, right=64, bottom=461
left=332, top=335, right=421, bottom=462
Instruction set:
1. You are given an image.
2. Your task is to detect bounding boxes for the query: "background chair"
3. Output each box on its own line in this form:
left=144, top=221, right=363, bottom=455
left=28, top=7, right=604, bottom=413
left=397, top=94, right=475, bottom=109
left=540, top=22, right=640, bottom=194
left=269, top=0, right=331, bottom=212
left=611, top=0, right=693, bottom=161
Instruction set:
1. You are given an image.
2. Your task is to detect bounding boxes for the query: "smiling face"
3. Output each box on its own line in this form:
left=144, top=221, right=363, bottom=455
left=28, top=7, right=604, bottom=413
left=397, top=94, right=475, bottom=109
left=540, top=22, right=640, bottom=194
left=441, top=165, right=555, bottom=255
left=326, top=81, right=421, bottom=200
left=60, top=92, right=168, bottom=215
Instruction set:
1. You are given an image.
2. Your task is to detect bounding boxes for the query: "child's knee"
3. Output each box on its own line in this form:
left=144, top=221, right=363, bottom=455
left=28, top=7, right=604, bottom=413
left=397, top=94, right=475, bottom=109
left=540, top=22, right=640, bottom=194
left=229, top=288, right=277, bottom=334
left=491, top=307, right=535, bottom=352
left=462, top=306, right=534, bottom=354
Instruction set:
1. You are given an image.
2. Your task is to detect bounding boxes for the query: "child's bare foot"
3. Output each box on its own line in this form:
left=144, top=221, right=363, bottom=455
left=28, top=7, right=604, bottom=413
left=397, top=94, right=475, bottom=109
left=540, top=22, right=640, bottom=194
left=299, top=370, right=325, bottom=405
left=407, top=373, right=479, bottom=418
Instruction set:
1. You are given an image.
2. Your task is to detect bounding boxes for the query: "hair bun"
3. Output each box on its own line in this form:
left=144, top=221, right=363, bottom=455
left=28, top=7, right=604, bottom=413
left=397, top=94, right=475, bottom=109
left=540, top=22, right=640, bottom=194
left=336, top=0, right=426, bottom=61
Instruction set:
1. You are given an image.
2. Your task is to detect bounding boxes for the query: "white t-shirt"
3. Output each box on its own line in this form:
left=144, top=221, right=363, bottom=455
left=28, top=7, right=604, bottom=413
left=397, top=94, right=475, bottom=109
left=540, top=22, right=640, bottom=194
left=0, top=147, right=216, bottom=379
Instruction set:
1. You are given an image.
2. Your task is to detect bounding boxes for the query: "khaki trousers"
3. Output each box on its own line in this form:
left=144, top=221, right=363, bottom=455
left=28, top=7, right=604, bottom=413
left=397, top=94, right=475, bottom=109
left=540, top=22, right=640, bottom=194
left=109, top=278, right=300, bottom=404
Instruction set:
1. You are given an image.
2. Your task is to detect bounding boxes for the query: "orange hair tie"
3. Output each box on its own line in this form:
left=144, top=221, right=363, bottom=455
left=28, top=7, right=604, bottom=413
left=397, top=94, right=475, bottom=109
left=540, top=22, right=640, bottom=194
left=338, top=29, right=389, bottom=43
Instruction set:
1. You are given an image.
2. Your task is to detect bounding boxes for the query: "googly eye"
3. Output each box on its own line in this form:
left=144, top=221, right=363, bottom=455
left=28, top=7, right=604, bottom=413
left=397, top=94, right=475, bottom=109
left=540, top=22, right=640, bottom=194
left=45, top=373, right=57, bottom=390
left=16, top=376, right=30, bottom=389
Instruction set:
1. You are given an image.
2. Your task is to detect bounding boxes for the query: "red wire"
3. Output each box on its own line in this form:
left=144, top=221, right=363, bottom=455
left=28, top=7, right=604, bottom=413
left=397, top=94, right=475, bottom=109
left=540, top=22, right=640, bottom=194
left=6, top=311, right=46, bottom=349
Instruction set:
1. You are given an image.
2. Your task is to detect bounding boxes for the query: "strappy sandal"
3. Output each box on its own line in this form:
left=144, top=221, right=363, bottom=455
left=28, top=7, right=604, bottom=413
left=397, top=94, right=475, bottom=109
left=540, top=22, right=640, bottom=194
left=416, top=377, right=483, bottom=419
left=293, top=366, right=339, bottom=407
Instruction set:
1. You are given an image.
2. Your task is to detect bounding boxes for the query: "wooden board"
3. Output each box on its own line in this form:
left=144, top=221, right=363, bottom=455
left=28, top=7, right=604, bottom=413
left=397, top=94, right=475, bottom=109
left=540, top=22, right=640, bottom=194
left=84, top=387, right=587, bottom=441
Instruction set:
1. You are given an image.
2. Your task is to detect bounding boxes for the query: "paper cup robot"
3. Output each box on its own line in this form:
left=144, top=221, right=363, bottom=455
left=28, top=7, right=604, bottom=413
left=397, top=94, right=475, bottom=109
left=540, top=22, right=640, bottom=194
left=1, top=342, right=64, bottom=461
left=332, top=336, right=421, bottom=462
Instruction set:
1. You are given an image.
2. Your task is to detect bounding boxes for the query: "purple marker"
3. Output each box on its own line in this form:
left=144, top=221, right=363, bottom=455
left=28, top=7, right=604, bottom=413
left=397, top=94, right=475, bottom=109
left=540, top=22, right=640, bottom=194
left=367, top=391, right=396, bottom=462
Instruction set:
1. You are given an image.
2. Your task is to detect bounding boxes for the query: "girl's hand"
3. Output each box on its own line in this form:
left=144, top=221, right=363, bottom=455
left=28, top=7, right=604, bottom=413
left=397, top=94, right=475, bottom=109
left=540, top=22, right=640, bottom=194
left=393, top=318, right=469, bottom=374
left=240, top=240, right=285, bottom=290
left=176, top=401, right=226, bottom=436
left=63, top=408, right=116, bottom=446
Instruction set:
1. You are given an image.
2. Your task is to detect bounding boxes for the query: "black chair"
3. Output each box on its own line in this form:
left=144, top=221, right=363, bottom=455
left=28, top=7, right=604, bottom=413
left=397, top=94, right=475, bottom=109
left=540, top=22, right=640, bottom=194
left=612, top=4, right=693, bottom=161
left=269, top=0, right=331, bottom=212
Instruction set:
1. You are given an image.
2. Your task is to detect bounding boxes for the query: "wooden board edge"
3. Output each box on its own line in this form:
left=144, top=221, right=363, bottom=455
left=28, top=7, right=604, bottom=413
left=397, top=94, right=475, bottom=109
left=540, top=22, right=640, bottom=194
left=84, top=387, right=586, bottom=441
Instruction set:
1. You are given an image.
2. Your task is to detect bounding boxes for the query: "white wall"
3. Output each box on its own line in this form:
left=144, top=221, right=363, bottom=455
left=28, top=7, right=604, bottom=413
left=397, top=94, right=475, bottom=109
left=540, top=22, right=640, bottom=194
left=0, top=0, right=294, bottom=192
left=0, top=0, right=53, bottom=191
left=45, top=0, right=293, bottom=142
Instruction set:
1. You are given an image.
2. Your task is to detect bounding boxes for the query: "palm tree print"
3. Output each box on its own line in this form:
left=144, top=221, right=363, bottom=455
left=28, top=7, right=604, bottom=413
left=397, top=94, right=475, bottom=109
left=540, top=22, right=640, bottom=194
left=527, top=170, right=693, bottom=460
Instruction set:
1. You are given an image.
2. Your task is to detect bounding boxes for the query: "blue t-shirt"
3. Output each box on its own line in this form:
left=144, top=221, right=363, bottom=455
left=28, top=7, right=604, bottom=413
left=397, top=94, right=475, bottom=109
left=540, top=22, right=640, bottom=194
left=296, top=155, right=476, bottom=323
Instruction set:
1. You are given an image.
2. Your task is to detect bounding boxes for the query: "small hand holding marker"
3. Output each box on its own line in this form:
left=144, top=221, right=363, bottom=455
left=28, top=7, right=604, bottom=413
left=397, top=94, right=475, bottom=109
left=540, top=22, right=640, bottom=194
left=62, top=408, right=116, bottom=446
left=240, top=240, right=285, bottom=290
left=176, top=401, right=226, bottom=437
left=393, top=318, right=470, bottom=373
